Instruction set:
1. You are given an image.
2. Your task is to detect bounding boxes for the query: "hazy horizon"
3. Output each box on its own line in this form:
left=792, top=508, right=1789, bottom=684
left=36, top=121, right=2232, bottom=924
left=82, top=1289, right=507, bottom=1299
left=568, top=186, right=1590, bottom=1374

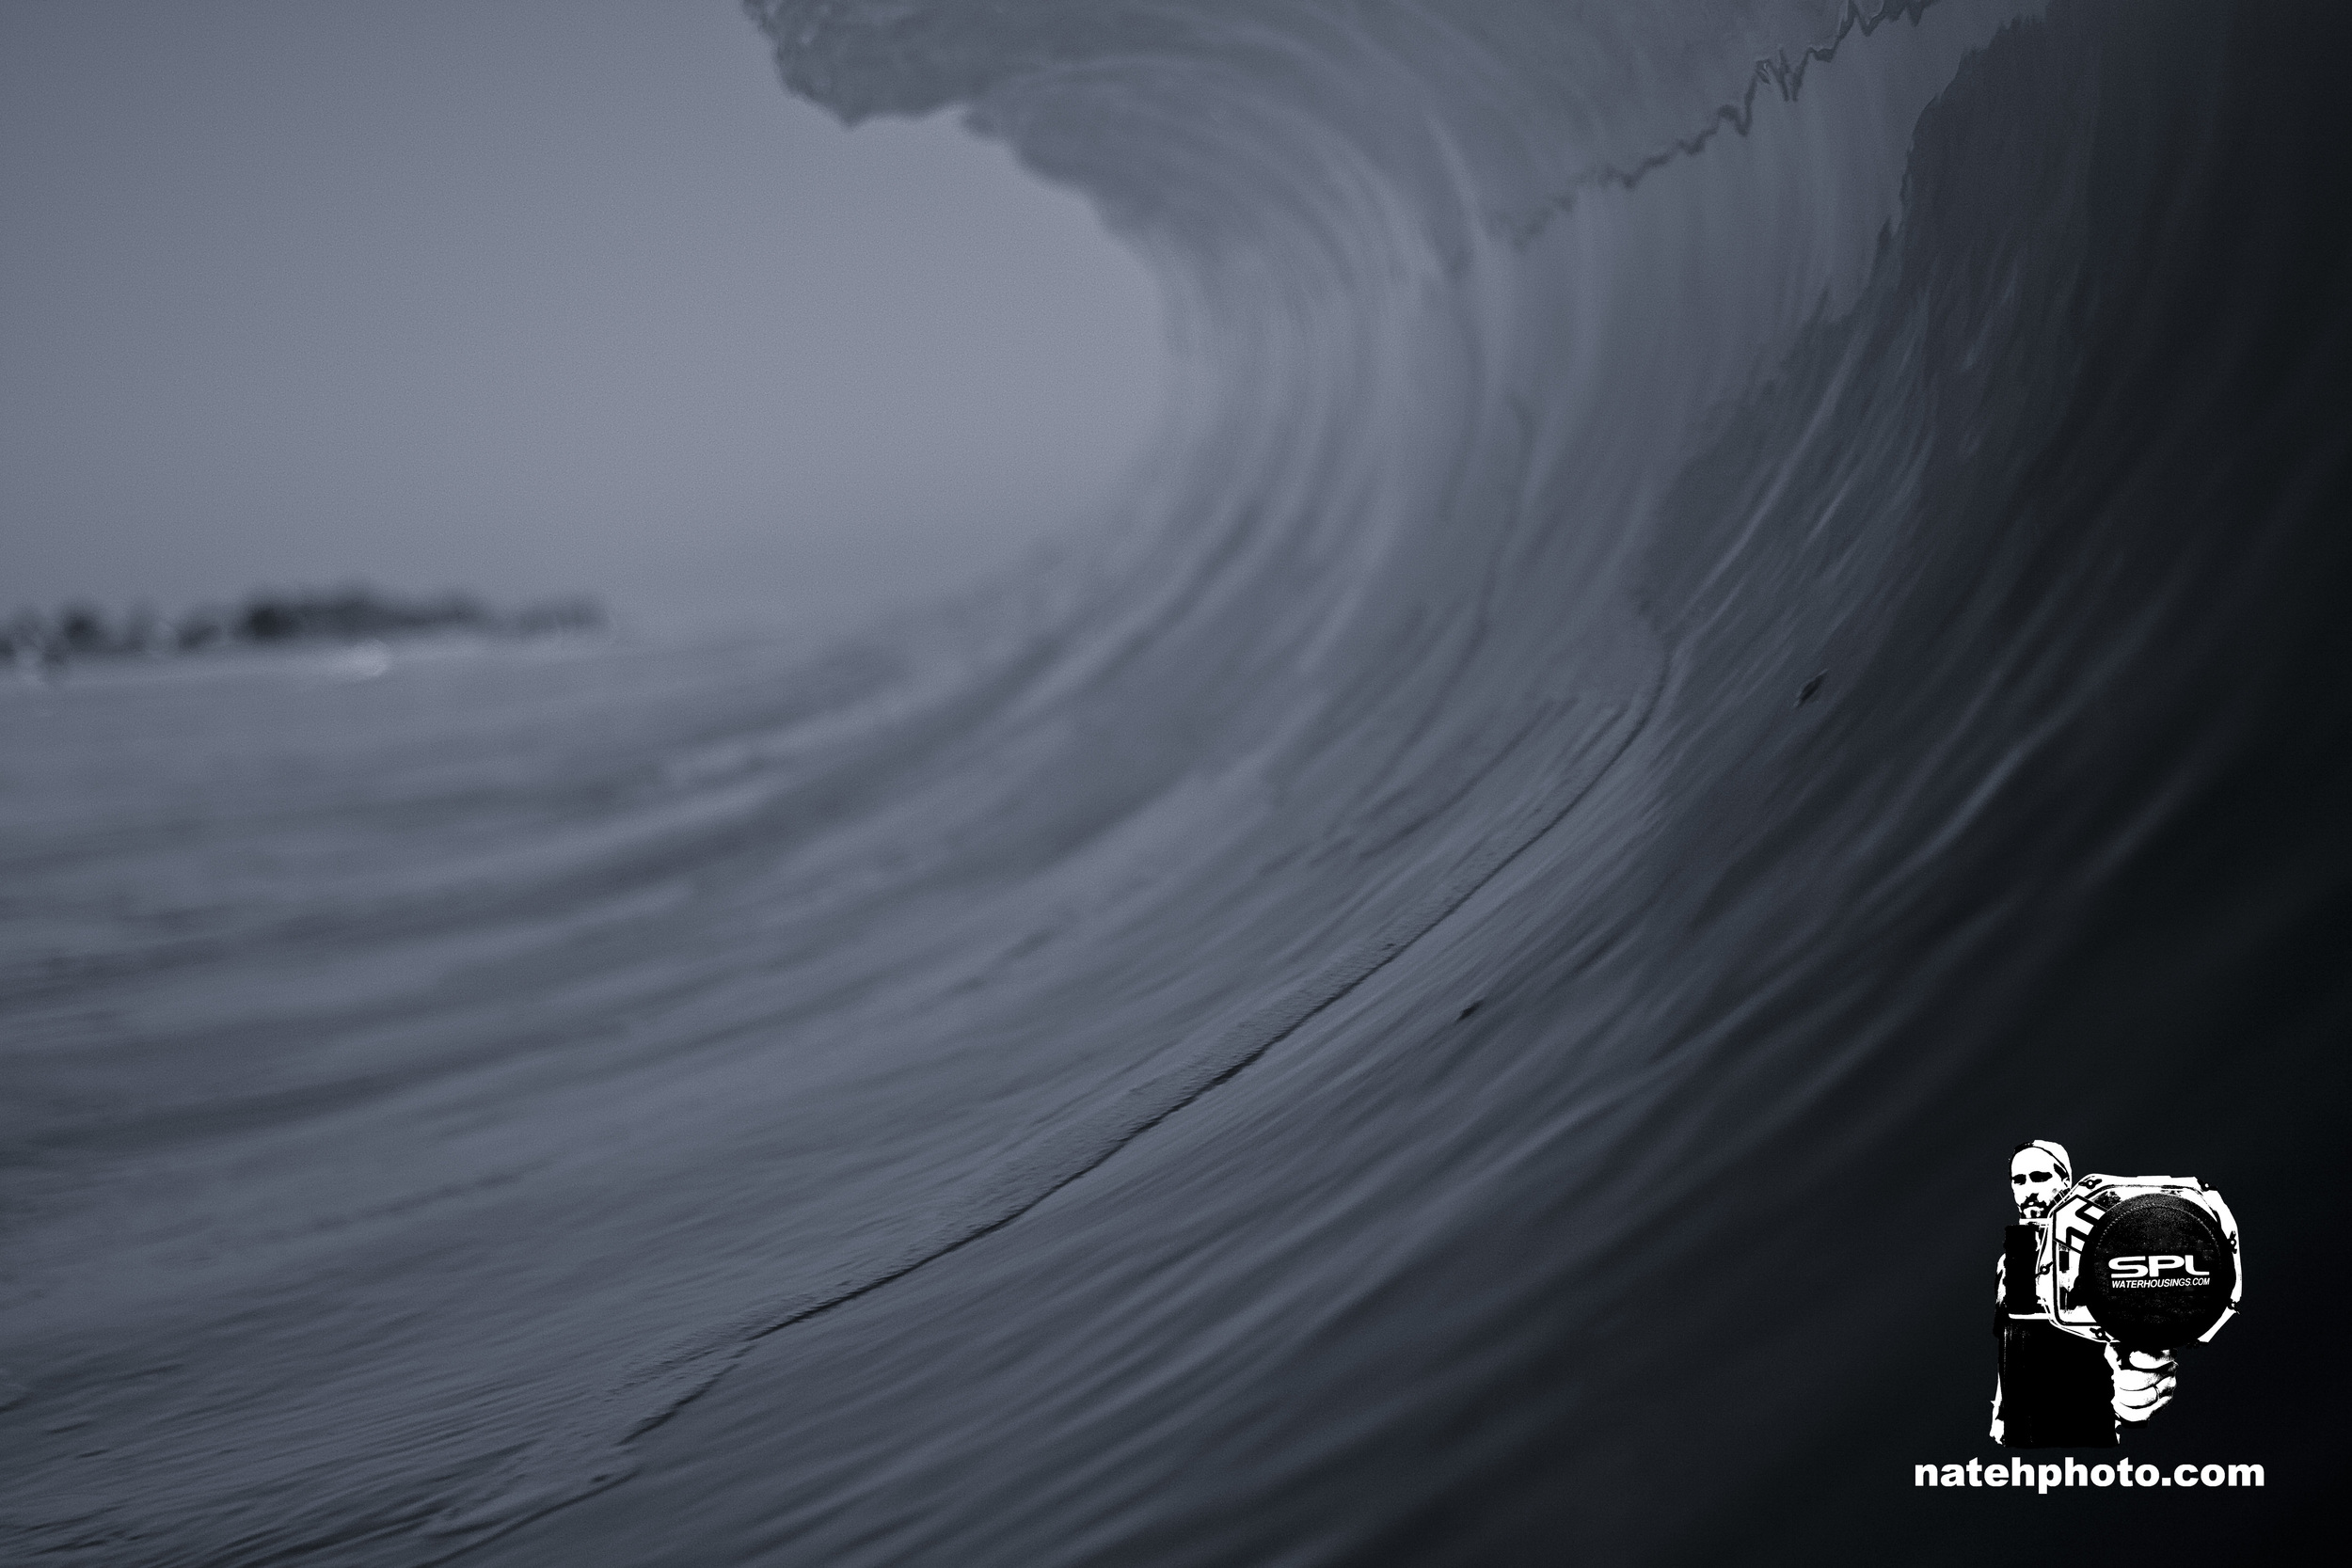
left=1, top=0, right=1169, bottom=640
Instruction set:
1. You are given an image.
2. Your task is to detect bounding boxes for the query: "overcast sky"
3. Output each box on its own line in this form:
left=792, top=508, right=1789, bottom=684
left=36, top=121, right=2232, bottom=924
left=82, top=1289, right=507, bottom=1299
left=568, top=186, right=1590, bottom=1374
left=0, top=0, right=1167, bottom=636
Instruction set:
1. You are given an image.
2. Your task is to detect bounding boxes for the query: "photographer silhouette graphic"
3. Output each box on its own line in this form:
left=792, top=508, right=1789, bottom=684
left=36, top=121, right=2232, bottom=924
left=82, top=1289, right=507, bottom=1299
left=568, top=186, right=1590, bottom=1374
left=1992, top=1140, right=2242, bottom=1448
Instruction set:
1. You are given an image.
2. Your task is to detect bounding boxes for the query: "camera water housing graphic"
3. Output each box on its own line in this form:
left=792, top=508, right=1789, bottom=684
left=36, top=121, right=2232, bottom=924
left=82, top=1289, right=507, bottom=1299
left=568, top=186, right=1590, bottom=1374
left=2006, top=1177, right=2242, bottom=1352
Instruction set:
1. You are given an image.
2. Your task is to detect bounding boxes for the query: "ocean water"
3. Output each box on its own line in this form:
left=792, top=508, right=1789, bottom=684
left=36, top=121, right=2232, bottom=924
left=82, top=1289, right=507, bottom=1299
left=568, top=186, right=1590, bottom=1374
left=5, top=2, right=2346, bottom=1563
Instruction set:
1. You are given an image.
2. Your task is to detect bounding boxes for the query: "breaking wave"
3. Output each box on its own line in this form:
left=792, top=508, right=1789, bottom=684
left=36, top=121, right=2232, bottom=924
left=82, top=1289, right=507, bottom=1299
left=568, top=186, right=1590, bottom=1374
left=4, top=1, right=2344, bottom=1562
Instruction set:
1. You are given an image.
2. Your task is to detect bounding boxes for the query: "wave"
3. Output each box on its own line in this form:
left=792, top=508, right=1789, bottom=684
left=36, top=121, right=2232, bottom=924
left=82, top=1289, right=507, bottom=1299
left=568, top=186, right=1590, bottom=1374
left=3, top=1, right=2344, bottom=1563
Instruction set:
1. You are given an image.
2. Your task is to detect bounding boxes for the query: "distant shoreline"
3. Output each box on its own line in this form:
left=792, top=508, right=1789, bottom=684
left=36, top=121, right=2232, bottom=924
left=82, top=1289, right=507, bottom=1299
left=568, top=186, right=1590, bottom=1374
left=3, top=587, right=605, bottom=673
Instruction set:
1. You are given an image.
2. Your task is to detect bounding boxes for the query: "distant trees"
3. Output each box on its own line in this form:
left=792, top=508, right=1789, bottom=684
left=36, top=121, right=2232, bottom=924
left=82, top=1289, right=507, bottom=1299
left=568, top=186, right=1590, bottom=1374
left=1, top=587, right=605, bottom=670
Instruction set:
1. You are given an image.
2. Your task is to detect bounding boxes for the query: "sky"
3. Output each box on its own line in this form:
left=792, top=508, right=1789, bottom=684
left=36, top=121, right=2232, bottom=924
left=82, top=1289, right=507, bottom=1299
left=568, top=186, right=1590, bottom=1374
left=0, top=0, right=1168, bottom=637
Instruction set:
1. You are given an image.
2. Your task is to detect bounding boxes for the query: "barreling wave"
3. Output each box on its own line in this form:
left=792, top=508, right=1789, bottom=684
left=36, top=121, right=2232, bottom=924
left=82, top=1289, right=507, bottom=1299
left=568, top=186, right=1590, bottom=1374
left=3, top=2, right=2344, bottom=1563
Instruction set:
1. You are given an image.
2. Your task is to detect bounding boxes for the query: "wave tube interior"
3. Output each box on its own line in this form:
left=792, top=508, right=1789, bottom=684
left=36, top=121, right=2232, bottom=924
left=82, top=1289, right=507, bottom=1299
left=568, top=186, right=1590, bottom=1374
left=3, top=1, right=2344, bottom=1563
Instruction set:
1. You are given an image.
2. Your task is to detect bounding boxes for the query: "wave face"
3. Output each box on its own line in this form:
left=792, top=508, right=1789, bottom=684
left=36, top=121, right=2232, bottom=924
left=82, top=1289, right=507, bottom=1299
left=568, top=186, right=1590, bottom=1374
left=5, top=2, right=2345, bottom=1562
